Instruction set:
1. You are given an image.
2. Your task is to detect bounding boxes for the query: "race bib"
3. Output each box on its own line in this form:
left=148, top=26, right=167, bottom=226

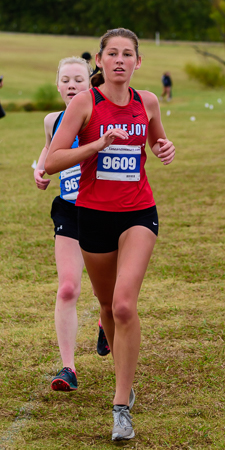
left=96, top=144, right=141, bottom=181
left=60, top=165, right=81, bottom=201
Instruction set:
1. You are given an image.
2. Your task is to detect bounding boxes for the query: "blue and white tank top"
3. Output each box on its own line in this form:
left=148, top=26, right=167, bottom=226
left=53, top=111, right=81, bottom=204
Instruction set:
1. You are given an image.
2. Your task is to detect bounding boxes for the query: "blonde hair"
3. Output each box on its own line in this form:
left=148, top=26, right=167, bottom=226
left=56, top=56, right=92, bottom=84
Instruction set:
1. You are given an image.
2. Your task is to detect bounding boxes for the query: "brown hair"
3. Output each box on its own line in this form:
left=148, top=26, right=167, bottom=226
left=91, top=28, right=139, bottom=88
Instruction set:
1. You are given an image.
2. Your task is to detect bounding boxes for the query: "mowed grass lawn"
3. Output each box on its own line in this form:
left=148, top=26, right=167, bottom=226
left=0, top=33, right=225, bottom=449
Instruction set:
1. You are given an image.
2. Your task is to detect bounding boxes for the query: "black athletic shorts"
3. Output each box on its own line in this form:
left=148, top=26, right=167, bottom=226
left=50, top=196, right=78, bottom=240
left=77, top=205, right=158, bottom=253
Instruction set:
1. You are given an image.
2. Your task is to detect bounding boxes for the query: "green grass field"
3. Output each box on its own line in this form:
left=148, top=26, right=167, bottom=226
left=0, top=32, right=225, bottom=449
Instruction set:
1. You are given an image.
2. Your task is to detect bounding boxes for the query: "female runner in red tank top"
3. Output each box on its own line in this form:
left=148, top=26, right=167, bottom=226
left=45, top=28, right=175, bottom=441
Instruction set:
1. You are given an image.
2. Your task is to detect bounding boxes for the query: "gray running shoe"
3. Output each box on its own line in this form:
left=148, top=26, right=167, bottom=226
left=112, top=405, right=135, bottom=441
left=129, top=388, right=135, bottom=410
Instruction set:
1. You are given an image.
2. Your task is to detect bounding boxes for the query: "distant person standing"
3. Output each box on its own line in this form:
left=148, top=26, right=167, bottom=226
left=0, top=75, right=6, bottom=118
left=160, top=72, right=172, bottom=102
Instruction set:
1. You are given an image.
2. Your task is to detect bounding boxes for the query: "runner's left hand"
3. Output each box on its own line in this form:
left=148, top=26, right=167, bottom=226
left=157, top=138, right=175, bottom=165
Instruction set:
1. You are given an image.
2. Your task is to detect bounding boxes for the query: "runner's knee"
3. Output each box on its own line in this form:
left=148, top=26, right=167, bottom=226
left=57, top=280, right=80, bottom=302
left=113, top=299, right=134, bottom=325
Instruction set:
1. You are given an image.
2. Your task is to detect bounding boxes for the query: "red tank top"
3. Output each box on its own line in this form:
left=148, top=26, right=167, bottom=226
left=76, top=87, right=155, bottom=212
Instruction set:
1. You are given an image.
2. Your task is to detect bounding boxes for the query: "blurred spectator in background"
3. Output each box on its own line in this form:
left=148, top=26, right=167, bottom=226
left=160, top=72, right=172, bottom=102
left=0, top=75, right=6, bottom=118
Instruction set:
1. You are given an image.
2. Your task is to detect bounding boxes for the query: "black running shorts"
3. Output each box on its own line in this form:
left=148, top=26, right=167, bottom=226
left=77, top=205, right=158, bottom=253
left=50, top=196, right=78, bottom=240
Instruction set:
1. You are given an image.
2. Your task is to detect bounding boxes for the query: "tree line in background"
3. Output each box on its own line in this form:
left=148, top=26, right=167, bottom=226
left=0, top=0, right=224, bottom=41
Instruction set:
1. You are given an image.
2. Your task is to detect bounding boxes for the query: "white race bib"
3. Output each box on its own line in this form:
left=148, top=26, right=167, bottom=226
left=60, top=165, right=81, bottom=201
left=96, top=145, right=141, bottom=181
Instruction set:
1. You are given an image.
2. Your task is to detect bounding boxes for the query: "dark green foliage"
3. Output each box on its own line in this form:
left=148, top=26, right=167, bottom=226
left=3, top=85, right=64, bottom=112
left=185, top=62, right=225, bottom=86
left=0, top=0, right=220, bottom=41
left=33, top=83, right=60, bottom=111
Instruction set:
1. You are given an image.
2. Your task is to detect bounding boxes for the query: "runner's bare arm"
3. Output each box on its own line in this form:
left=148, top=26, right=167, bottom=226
left=45, top=91, right=129, bottom=175
left=34, top=112, right=59, bottom=189
left=140, top=90, right=175, bottom=165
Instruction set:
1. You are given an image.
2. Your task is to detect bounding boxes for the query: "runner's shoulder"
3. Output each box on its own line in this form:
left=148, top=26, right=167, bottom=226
left=44, top=111, right=62, bottom=139
left=136, top=90, right=158, bottom=107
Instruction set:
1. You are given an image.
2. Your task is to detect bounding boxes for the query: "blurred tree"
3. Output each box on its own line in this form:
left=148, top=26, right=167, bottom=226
left=192, top=0, right=225, bottom=66
left=0, top=0, right=221, bottom=41
left=210, top=0, right=225, bottom=41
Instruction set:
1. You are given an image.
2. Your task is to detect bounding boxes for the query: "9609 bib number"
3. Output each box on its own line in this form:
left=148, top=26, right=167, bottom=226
left=97, top=145, right=141, bottom=181
left=102, top=156, right=137, bottom=171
